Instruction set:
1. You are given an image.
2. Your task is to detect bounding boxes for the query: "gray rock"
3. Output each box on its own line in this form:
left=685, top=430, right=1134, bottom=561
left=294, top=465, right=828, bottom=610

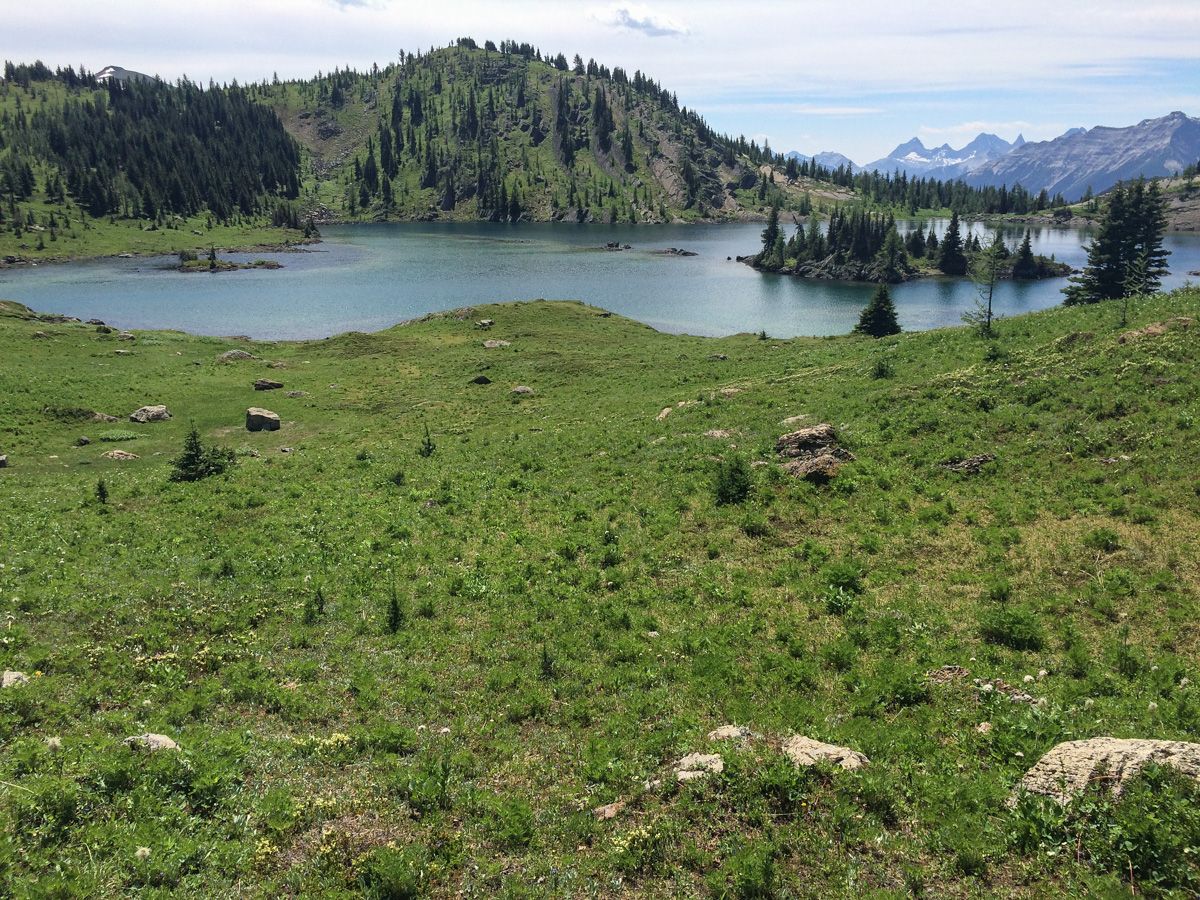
left=2, top=670, right=30, bottom=688
left=1014, top=738, right=1200, bottom=805
left=941, top=454, right=996, bottom=475
left=246, top=408, right=281, bottom=432
left=102, top=449, right=139, bottom=461
left=0, top=454, right=7, bottom=469
left=76, top=436, right=92, bottom=447
left=707, top=725, right=751, bottom=742
left=776, top=423, right=854, bottom=482
left=510, top=385, right=534, bottom=396
left=676, top=752, right=724, bottom=782
left=124, top=733, right=180, bottom=752
left=285, top=391, right=307, bottom=398
left=254, top=378, right=284, bottom=391
left=483, top=339, right=511, bottom=349
left=217, top=349, right=256, bottom=363
left=782, top=735, right=869, bottom=771
left=117, top=331, right=136, bottom=341
left=129, top=405, right=171, bottom=423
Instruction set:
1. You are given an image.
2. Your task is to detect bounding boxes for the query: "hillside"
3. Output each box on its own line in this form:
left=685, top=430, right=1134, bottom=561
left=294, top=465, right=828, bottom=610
left=258, top=40, right=791, bottom=224
left=1, top=291, right=1199, bottom=895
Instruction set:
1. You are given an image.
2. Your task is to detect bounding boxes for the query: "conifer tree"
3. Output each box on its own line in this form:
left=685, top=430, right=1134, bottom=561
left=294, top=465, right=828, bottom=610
left=937, top=211, right=967, bottom=275
left=855, top=285, right=901, bottom=337
left=1011, top=229, right=1037, bottom=279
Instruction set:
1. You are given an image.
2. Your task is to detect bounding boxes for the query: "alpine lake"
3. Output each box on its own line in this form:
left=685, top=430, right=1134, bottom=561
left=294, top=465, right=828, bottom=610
left=3, top=219, right=1199, bottom=340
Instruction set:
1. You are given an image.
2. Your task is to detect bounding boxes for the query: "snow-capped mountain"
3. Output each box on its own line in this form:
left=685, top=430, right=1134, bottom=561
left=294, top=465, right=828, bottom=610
left=785, top=150, right=859, bottom=172
left=860, top=132, right=1024, bottom=179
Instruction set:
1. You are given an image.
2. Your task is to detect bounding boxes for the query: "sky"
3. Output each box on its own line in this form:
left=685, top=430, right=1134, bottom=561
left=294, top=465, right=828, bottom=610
left=8, top=1, right=1200, bottom=164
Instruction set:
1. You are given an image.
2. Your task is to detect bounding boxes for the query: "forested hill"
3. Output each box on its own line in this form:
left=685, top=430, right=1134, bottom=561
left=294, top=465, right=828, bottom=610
left=0, top=62, right=301, bottom=232
left=256, top=39, right=810, bottom=224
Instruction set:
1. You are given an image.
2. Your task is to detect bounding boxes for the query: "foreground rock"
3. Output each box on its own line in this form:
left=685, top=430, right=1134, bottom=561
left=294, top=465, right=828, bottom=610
left=782, top=735, right=869, bottom=771
left=102, top=449, right=139, bottom=461
left=2, top=670, right=30, bottom=688
left=1014, top=738, right=1200, bottom=805
left=124, top=733, right=180, bottom=752
left=246, top=408, right=281, bottom=432
left=676, top=753, right=724, bottom=782
left=129, top=405, right=171, bottom=423
left=776, top=423, right=854, bottom=482
left=254, top=378, right=284, bottom=391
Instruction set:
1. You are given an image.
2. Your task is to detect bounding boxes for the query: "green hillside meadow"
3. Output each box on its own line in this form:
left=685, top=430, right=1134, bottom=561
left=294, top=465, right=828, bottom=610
left=1, top=290, right=1199, bottom=896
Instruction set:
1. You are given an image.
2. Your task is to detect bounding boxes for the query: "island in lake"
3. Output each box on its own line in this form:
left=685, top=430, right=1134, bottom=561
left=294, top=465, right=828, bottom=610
left=741, top=207, right=1073, bottom=284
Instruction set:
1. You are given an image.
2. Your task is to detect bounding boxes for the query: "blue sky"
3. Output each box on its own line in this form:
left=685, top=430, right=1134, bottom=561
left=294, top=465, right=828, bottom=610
left=8, top=1, right=1200, bottom=163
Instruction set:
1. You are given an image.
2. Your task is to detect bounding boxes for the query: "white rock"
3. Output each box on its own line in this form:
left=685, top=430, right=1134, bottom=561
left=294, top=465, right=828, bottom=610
left=123, top=733, right=180, bottom=752
left=781, top=735, right=869, bottom=771
left=2, top=670, right=30, bottom=688
left=675, top=753, right=723, bottom=782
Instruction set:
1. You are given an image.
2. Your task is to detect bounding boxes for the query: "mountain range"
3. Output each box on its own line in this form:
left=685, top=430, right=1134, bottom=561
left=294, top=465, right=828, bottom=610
left=860, top=132, right=1024, bottom=179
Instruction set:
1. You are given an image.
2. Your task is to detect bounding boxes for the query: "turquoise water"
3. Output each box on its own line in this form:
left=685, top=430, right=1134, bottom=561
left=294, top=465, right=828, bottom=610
left=1, top=221, right=1197, bottom=340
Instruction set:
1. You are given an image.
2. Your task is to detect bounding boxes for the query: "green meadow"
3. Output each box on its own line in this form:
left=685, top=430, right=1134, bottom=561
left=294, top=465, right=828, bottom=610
left=0, top=290, right=1198, bottom=897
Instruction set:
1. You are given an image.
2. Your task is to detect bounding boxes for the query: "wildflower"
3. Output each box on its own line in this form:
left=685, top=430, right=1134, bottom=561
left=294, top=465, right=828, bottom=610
left=135, top=847, right=151, bottom=861
left=46, top=736, right=62, bottom=752
left=1148, top=701, right=1159, bottom=712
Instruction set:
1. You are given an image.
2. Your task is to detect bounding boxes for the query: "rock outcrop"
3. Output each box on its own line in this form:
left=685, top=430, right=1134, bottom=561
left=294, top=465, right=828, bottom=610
left=254, top=378, right=284, bottom=391
left=782, top=735, right=869, bottom=771
left=246, top=408, right=281, bottom=432
left=776, top=423, right=854, bottom=482
left=218, top=349, right=256, bottom=363
left=675, top=753, right=724, bottom=782
left=129, top=405, right=171, bottom=423
left=1014, top=738, right=1200, bottom=804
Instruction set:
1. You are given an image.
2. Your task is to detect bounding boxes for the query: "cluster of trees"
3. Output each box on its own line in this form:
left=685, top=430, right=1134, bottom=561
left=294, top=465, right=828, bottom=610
left=1064, top=179, right=1169, bottom=306
left=1, top=65, right=301, bottom=228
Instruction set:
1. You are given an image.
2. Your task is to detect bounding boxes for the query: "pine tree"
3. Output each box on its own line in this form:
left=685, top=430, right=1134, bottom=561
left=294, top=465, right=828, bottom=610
left=1011, top=229, right=1037, bottom=279
left=1064, top=184, right=1138, bottom=305
left=937, top=211, right=967, bottom=275
left=855, top=285, right=901, bottom=337
left=169, top=426, right=235, bottom=482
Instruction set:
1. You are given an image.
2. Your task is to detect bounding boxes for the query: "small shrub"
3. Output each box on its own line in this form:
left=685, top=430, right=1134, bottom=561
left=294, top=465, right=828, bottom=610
left=98, top=429, right=139, bottom=442
left=979, top=605, right=1045, bottom=651
left=390, top=469, right=406, bottom=486
left=708, top=841, right=777, bottom=899
left=357, top=845, right=428, bottom=900
left=95, top=478, right=108, bottom=504
left=169, top=427, right=235, bottom=482
left=1084, top=527, right=1120, bottom=553
left=385, top=585, right=406, bottom=635
left=870, top=358, right=894, bottom=379
left=714, top=455, right=752, bottom=505
left=417, top=424, right=435, bottom=458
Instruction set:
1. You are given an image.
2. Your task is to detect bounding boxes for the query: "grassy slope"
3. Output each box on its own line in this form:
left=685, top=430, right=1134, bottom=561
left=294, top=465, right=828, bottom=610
left=0, top=293, right=1198, bottom=896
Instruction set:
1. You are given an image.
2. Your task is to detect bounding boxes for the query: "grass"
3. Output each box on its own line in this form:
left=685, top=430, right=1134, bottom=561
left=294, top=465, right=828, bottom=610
left=0, top=289, right=1198, bottom=896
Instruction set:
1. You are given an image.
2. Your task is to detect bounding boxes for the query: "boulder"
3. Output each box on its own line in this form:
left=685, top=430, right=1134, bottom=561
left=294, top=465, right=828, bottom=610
left=776, top=424, right=838, bottom=457
left=476, top=318, right=495, bottom=329
left=510, top=386, right=534, bottom=396
left=707, top=725, right=751, bottom=742
left=782, top=735, right=869, bottom=771
left=470, top=375, right=492, bottom=385
left=781, top=453, right=848, bottom=481
left=676, top=752, right=724, bottom=782
left=2, top=670, right=29, bottom=688
left=254, top=378, right=284, bottom=391
left=217, top=349, right=256, bottom=363
left=129, top=405, right=171, bottom=423
left=117, top=331, right=136, bottom=341
left=656, top=407, right=672, bottom=421
left=0, top=454, right=7, bottom=469
left=102, top=449, right=139, bottom=461
left=246, top=408, right=281, bottom=432
left=1014, top=738, right=1200, bottom=805
left=124, top=733, right=180, bottom=753
left=75, top=436, right=92, bottom=447
left=86, top=318, right=106, bottom=326
left=483, top=339, right=511, bottom=349
left=95, top=325, right=113, bottom=334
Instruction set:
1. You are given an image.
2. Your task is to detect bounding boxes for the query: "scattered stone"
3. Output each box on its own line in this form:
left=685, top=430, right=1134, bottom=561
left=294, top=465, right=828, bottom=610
left=974, top=678, right=1035, bottom=704
left=782, top=735, right=869, bottom=771
left=279, top=447, right=294, bottom=453
left=114, top=349, right=133, bottom=356
left=2, top=670, right=30, bottom=688
left=1014, top=738, right=1200, bottom=805
left=117, top=331, right=136, bottom=341
left=927, top=665, right=972, bottom=685
left=254, top=378, right=284, bottom=391
left=483, top=339, right=511, bottom=349
left=976, top=722, right=993, bottom=735
left=780, top=415, right=808, bottom=426
left=32, top=330, right=50, bottom=339
left=217, top=349, right=256, bottom=363
left=654, top=247, right=698, bottom=257
left=719, top=387, right=743, bottom=397
left=102, top=449, right=139, bottom=461
left=476, top=319, right=495, bottom=329
left=676, top=753, right=724, bottom=782
left=95, top=325, right=113, bottom=334
left=708, top=353, right=728, bottom=361
left=470, top=375, right=492, bottom=385
left=129, top=405, right=171, bottom=423
left=656, top=407, right=672, bottom=421
left=0, top=455, right=7, bottom=469
left=76, top=436, right=91, bottom=446
left=285, top=391, right=307, bottom=398
left=776, top=424, right=854, bottom=482
left=123, top=733, right=180, bottom=753
left=510, top=385, right=534, bottom=396
left=86, top=318, right=106, bottom=326
left=91, top=412, right=118, bottom=423
left=707, top=725, right=751, bottom=742
left=593, top=799, right=626, bottom=821
left=704, top=429, right=736, bottom=439
left=941, top=453, right=996, bottom=475
left=246, top=408, right=281, bottom=432
left=1118, top=317, right=1194, bottom=344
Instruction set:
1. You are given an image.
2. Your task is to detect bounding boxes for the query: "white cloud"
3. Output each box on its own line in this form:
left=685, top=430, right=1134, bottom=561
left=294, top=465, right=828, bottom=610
left=591, top=4, right=689, bottom=38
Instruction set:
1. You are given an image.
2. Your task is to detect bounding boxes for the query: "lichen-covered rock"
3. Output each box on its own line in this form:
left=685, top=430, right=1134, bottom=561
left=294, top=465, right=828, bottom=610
left=102, top=449, right=139, bottom=461
left=124, top=733, right=180, bottom=752
left=676, top=753, right=724, bottom=782
left=246, top=408, right=281, bottom=432
left=1013, top=738, right=1200, bottom=805
left=776, top=424, right=838, bottom=458
left=782, top=735, right=869, bottom=771
left=781, top=453, right=849, bottom=481
left=2, top=670, right=30, bottom=688
left=217, top=349, right=256, bottom=363
left=129, top=405, right=171, bottom=423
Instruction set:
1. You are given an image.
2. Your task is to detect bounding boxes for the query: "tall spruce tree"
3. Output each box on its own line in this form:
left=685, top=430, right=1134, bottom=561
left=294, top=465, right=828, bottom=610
left=1063, top=181, right=1168, bottom=306
left=937, top=211, right=968, bottom=275
left=855, top=285, right=901, bottom=337
left=1011, top=229, right=1037, bottom=279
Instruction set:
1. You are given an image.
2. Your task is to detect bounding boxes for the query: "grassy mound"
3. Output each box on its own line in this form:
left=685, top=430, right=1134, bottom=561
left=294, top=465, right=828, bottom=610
left=0, top=292, right=1198, bottom=896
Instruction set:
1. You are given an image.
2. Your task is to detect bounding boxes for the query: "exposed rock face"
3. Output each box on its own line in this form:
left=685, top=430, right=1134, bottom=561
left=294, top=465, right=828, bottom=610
left=102, top=449, right=139, bottom=461
left=218, top=349, right=256, bottom=363
left=246, top=408, right=281, bottom=432
left=124, top=733, right=180, bottom=752
left=129, top=405, right=171, bottom=423
left=860, top=132, right=1020, bottom=180
left=941, top=454, right=996, bottom=475
left=776, top=423, right=854, bottom=482
left=1014, top=738, right=1200, bottom=804
left=782, top=735, right=869, bottom=771
left=676, top=753, right=724, bottom=782
left=254, top=378, right=284, bottom=391
left=2, top=670, right=30, bottom=688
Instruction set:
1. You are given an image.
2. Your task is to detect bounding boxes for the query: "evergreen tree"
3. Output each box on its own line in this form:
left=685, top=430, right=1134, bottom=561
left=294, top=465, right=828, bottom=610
left=169, top=427, right=235, bottom=482
left=1011, top=229, right=1037, bottom=279
left=937, top=211, right=967, bottom=275
left=855, top=285, right=901, bottom=337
